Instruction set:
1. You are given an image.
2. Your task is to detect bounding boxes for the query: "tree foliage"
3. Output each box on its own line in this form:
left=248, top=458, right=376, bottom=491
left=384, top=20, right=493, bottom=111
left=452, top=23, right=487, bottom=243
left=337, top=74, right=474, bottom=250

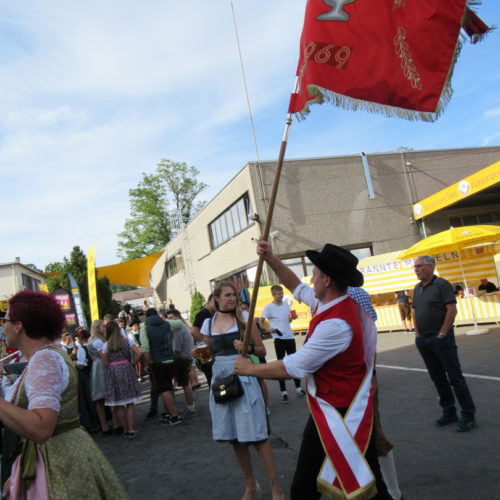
left=45, top=246, right=120, bottom=324
left=117, top=159, right=207, bottom=261
left=190, top=290, right=206, bottom=325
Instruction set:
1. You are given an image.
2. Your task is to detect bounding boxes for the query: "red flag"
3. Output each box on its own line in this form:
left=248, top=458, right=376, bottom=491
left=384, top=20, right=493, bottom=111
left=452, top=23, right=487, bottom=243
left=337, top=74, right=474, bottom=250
left=289, top=0, right=489, bottom=121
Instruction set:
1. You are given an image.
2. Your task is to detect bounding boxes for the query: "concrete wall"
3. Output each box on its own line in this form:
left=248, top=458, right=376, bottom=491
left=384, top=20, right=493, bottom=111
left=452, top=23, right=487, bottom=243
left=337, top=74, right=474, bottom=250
left=251, top=146, right=500, bottom=256
left=0, top=265, right=18, bottom=301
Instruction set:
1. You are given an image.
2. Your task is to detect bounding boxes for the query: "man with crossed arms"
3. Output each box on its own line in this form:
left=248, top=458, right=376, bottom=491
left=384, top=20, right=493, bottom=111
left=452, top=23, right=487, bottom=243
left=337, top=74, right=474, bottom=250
left=235, top=239, right=389, bottom=500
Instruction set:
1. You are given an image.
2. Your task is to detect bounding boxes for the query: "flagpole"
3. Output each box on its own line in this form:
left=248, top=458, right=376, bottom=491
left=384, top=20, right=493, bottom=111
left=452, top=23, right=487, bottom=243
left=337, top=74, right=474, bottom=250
left=241, top=101, right=295, bottom=356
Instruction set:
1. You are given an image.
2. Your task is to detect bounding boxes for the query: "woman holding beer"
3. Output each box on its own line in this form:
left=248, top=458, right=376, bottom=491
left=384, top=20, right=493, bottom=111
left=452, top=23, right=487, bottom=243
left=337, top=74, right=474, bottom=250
left=200, top=282, right=284, bottom=500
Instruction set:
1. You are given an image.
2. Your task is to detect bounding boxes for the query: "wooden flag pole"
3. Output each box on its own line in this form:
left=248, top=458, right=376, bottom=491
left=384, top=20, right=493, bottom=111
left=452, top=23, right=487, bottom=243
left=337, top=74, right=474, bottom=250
left=241, top=110, right=294, bottom=356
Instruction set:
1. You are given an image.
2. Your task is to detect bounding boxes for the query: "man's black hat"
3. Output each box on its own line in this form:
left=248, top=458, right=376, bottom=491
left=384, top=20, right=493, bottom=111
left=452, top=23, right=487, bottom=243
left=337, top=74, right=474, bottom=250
left=306, top=244, right=364, bottom=287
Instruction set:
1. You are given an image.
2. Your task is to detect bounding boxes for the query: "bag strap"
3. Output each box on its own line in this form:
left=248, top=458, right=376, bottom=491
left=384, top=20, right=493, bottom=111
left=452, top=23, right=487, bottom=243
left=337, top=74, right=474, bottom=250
left=208, top=315, right=214, bottom=337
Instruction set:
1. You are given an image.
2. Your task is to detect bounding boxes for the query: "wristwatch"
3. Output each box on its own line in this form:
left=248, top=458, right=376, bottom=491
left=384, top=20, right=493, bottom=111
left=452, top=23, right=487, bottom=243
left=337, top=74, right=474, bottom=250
left=437, top=332, right=447, bottom=338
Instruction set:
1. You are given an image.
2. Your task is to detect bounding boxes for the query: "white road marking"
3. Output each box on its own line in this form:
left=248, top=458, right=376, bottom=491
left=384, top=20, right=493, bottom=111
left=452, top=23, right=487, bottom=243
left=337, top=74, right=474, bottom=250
left=377, top=364, right=500, bottom=382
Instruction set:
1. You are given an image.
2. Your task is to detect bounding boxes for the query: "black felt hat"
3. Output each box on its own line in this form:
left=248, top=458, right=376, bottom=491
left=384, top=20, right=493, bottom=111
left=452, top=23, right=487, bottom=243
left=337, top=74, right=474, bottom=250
left=305, top=244, right=364, bottom=287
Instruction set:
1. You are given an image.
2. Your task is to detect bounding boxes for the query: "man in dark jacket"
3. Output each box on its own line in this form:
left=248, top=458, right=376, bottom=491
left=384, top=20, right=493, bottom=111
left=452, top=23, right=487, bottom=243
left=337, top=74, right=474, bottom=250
left=141, top=308, right=183, bottom=426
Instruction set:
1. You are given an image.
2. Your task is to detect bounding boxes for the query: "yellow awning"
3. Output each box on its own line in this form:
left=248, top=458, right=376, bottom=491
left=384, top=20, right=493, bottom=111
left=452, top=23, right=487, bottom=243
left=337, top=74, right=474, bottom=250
left=412, top=160, right=500, bottom=220
left=97, top=251, right=165, bottom=287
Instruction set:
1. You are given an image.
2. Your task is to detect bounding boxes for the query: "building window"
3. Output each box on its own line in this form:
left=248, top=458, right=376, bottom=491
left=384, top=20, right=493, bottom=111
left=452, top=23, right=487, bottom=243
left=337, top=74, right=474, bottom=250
left=22, top=274, right=41, bottom=291
left=280, top=245, right=372, bottom=280
left=348, top=246, right=373, bottom=261
left=449, top=210, right=500, bottom=227
left=209, top=194, right=253, bottom=249
left=166, top=253, right=184, bottom=278
left=210, top=270, right=249, bottom=293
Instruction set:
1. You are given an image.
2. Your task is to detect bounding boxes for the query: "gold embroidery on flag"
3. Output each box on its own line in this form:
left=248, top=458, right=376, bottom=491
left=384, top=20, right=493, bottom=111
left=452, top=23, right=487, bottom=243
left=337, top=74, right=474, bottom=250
left=394, top=26, right=422, bottom=91
left=393, top=0, right=405, bottom=11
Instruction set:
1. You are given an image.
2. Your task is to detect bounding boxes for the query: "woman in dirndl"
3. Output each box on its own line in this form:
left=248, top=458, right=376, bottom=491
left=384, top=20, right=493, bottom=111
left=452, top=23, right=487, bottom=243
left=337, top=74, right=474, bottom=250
left=88, top=319, right=111, bottom=435
left=0, top=290, right=128, bottom=499
left=201, top=282, right=284, bottom=500
left=102, top=321, right=142, bottom=439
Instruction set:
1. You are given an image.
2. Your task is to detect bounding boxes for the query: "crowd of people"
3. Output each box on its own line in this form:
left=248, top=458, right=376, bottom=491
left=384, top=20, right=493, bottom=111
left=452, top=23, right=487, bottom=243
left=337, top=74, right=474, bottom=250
left=0, top=236, right=484, bottom=499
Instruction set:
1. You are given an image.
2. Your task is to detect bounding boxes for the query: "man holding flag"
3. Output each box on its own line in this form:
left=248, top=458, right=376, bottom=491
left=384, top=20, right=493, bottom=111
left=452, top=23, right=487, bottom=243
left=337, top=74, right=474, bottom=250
left=235, top=238, right=390, bottom=500
left=236, top=0, right=490, bottom=495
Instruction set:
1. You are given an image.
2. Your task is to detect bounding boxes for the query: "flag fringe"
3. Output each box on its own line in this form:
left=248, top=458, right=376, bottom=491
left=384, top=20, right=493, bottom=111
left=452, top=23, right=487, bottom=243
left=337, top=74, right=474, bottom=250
left=295, top=80, right=453, bottom=123
left=464, top=1, right=494, bottom=44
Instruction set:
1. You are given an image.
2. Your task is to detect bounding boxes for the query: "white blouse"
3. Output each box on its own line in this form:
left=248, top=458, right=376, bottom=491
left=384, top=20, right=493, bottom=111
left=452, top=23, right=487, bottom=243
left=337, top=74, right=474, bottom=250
left=11, top=348, right=69, bottom=412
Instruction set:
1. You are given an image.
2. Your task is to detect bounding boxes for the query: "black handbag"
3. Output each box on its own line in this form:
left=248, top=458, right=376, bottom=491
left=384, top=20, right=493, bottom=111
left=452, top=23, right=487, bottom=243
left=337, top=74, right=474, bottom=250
left=212, top=374, right=243, bottom=404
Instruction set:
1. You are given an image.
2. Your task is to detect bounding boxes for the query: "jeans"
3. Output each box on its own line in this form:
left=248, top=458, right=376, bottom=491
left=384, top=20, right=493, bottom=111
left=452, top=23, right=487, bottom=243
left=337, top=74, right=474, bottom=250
left=416, top=334, right=476, bottom=419
left=274, top=338, right=301, bottom=392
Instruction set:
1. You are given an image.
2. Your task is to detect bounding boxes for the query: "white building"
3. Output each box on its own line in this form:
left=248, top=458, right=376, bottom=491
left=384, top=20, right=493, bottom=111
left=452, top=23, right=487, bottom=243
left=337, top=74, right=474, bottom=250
left=0, top=259, right=46, bottom=310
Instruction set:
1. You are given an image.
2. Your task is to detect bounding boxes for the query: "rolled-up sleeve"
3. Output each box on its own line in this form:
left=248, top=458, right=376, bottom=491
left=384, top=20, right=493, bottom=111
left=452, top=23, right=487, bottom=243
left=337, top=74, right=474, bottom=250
left=294, top=283, right=317, bottom=310
left=283, top=318, right=352, bottom=379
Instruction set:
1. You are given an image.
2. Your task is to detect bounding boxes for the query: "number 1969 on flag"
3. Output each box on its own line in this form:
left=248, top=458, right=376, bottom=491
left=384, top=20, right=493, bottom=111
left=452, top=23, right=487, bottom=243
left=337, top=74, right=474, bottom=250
left=304, top=41, right=352, bottom=69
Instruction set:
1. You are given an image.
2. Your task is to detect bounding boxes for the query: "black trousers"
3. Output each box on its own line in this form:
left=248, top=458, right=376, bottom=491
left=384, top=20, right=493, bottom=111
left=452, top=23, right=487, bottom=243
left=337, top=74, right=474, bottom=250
left=291, top=415, right=391, bottom=500
left=416, top=334, right=475, bottom=419
left=274, top=338, right=301, bottom=391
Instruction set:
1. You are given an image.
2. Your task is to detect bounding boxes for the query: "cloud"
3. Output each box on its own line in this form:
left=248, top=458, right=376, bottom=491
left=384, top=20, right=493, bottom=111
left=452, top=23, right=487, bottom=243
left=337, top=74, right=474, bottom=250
left=482, top=131, right=500, bottom=146
left=484, top=107, right=500, bottom=117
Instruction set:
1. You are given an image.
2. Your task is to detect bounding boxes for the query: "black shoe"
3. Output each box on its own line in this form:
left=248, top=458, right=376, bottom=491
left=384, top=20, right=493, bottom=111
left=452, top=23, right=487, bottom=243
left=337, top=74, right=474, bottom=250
left=456, top=418, right=476, bottom=432
left=144, top=411, right=158, bottom=421
left=161, top=415, right=181, bottom=427
left=434, top=414, right=458, bottom=427
left=281, top=394, right=289, bottom=403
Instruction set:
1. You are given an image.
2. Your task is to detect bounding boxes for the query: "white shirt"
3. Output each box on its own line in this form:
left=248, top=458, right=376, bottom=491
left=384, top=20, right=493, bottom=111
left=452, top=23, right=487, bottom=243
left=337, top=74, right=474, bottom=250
left=283, top=283, right=352, bottom=379
left=75, top=341, right=88, bottom=368
left=261, top=301, right=294, bottom=339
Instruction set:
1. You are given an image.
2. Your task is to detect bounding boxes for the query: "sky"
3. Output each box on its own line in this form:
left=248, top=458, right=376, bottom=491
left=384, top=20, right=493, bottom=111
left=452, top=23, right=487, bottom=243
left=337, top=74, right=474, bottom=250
left=1, top=1, right=499, bottom=270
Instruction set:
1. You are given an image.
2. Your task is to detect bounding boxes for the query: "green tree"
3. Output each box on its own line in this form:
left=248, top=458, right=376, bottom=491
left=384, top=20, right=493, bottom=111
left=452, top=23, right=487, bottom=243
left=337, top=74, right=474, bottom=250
left=45, top=246, right=120, bottom=324
left=109, top=283, right=138, bottom=294
left=190, top=290, right=206, bottom=325
left=117, top=159, right=207, bottom=261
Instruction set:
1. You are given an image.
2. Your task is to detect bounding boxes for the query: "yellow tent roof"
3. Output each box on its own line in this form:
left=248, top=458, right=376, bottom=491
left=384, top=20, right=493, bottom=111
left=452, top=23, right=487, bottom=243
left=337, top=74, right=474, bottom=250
left=97, top=251, right=165, bottom=287
left=357, top=244, right=499, bottom=294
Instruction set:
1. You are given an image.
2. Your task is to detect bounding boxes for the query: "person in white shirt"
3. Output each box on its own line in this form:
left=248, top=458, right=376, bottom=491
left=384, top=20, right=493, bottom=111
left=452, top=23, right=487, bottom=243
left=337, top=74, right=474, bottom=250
left=260, top=285, right=304, bottom=402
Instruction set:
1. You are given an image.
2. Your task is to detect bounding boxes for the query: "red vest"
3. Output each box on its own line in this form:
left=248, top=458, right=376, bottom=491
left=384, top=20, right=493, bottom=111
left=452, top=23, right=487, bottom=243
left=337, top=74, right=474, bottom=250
left=308, top=296, right=366, bottom=408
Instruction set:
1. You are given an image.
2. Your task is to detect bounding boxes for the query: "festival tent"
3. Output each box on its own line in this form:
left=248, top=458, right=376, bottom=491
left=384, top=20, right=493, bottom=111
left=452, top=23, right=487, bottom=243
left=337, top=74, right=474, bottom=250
left=399, top=225, right=500, bottom=334
left=358, top=244, right=500, bottom=295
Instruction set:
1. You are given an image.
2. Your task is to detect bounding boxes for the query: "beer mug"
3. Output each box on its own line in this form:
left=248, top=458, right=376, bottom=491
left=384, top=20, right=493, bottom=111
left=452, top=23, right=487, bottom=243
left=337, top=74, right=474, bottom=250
left=194, top=342, right=213, bottom=363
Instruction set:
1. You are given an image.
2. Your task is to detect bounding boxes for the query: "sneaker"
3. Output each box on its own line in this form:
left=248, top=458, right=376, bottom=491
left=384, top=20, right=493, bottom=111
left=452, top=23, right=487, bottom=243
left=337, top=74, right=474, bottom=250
left=144, top=411, right=158, bottom=421
left=281, top=394, right=289, bottom=403
left=159, top=412, right=170, bottom=423
left=165, top=415, right=182, bottom=426
left=297, top=388, right=306, bottom=397
left=456, top=418, right=476, bottom=432
left=434, top=414, right=458, bottom=427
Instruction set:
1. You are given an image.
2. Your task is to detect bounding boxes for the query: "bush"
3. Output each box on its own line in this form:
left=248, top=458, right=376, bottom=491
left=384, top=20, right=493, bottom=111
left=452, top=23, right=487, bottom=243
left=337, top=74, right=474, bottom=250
left=190, top=290, right=206, bottom=324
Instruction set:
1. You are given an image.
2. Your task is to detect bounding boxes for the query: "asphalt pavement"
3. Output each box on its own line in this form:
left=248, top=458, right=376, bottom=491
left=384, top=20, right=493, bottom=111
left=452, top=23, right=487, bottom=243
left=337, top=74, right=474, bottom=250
left=95, top=324, right=500, bottom=499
